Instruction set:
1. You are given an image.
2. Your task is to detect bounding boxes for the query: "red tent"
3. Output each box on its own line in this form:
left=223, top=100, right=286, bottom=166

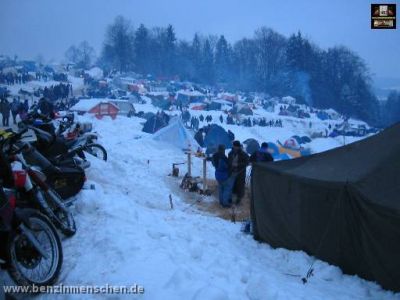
left=191, top=105, right=205, bottom=110
left=89, top=102, right=119, bottom=120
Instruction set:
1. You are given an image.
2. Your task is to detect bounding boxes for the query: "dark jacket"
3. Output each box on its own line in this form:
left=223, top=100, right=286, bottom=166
left=228, top=149, right=249, bottom=174
left=249, top=149, right=274, bottom=163
left=212, top=152, right=230, bottom=182
left=0, top=101, right=11, bottom=117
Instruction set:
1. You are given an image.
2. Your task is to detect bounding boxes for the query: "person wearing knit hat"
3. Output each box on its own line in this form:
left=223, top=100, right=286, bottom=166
left=228, top=140, right=249, bottom=205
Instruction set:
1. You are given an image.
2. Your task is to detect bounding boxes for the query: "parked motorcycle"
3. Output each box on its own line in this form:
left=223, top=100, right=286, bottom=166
left=1, top=131, right=76, bottom=237
left=24, top=113, right=108, bottom=163
left=0, top=185, right=63, bottom=287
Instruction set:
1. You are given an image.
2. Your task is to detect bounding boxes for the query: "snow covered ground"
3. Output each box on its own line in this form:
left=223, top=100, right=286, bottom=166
left=31, top=114, right=397, bottom=300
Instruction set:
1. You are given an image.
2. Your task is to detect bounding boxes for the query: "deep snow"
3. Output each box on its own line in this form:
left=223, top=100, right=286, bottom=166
left=32, top=114, right=398, bottom=300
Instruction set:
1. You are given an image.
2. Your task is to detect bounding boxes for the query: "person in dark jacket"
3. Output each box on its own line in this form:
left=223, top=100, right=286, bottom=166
left=249, top=143, right=274, bottom=163
left=11, top=98, right=19, bottom=124
left=228, top=141, right=249, bottom=204
left=212, top=145, right=234, bottom=207
left=38, top=97, right=54, bottom=118
left=0, top=99, right=11, bottom=127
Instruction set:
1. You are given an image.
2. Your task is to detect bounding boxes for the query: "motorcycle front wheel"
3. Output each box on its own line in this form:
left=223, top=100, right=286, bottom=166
left=84, top=143, right=107, bottom=161
left=7, top=209, right=63, bottom=288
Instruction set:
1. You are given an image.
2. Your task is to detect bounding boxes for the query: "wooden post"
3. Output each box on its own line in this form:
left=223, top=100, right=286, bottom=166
left=187, top=152, right=192, bottom=176
left=202, top=158, right=207, bottom=191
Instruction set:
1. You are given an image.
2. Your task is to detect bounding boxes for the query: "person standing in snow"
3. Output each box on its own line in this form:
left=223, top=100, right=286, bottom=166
left=249, top=143, right=274, bottom=163
left=212, top=145, right=234, bottom=207
left=219, top=115, right=223, bottom=124
left=0, top=98, right=11, bottom=127
left=228, top=141, right=249, bottom=205
left=11, top=98, right=19, bottom=124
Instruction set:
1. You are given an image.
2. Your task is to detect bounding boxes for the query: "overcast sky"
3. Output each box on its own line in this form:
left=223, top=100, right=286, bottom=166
left=0, top=0, right=399, bottom=79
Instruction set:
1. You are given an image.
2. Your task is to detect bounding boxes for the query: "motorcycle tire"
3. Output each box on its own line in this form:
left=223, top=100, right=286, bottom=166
left=84, top=143, right=107, bottom=161
left=7, top=209, right=63, bottom=288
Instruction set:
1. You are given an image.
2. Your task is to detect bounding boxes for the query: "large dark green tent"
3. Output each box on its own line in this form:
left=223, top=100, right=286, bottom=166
left=251, top=123, right=400, bottom=292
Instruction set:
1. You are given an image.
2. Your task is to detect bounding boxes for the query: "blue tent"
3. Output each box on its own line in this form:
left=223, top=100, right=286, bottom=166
left=274, top=153, right=292, bottom=161
left=244, top=138, right=260, bottom=155
left=300, top=148, right=312, bottom=156
left=301, top=136, right=312, bottom=144
left=267, top=142, right=280, bottom=157
left=203, top=125, right=232, bottom=150
left=317, top=111, right=330, bottom=120
left=142, top=115, right=168, bottom=134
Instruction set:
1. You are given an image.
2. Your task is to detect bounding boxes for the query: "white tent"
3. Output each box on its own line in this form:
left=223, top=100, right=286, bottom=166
left=84, top=67, right=104, bottom=80
left=153, top=117, right=200, bottom=151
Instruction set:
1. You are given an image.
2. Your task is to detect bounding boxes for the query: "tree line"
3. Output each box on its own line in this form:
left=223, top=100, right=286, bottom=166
left=67, top=16, right=387, bottom=126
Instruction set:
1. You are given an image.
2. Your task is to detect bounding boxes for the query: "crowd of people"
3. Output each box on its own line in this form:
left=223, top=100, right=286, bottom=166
left=42, top=83, right=73, bottom=102
left=0, top=97, right=29, bottom=126
left=211, top=141, right=273, bottom=208
left=225, top=114, right=283, bottom=128
left=0, top=71, right=32, bottom=85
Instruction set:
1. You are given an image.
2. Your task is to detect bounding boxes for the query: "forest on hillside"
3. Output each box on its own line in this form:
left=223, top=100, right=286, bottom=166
left=66, top=16, right=399, bottom=127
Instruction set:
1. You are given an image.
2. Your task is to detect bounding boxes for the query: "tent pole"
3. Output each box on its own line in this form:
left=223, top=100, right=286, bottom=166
left=187, top=152, right=192, bottom=176
left=203, top=158, right=207, bottom=191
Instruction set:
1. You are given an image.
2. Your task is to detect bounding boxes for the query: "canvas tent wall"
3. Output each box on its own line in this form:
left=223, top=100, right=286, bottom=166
left=251, top=123, right=400, bottom=292
left=203, top=124, right=232, bottom=150
left=244, top=138, right=260, bottom=155
left=153, top=117, right=199, bottom=151
left=142, top=115, right=168, bottom=133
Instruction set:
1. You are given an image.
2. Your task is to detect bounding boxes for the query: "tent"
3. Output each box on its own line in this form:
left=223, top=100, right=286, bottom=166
left=142, top=115, right=168, bottom=134
left=300, top=135, right=312, bottom=144
left=153, top=117, right=199, bottom=151
left=283, top=138, right=300, bottom=150
left=291, top=135, right=302, bottom=145
left=238, top=106, right=253, bottom=116
left=143, top=112, right=155, bottom=120
left=70, top=99, right=119, bottom=120
left=191, top=105, right=205, bottom=110
left=207, top=101, right=222, bottom=111
left=251, top=123, right=400, bottom=292
left=274, top=153, right=292, bottom=161
left=243, top=139, right=260, bottom=155
left=203, top=124, right=232, bottom=151
left=267, top=142, right=280, bottom=157
left=317, top=111, right=330, bottom=120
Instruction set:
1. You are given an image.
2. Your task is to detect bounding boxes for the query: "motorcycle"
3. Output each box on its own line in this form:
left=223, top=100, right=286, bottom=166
left=1, top=131, right=76, bottom=237
left=24, top=113, right=108, bottom=164
left=0, top=185, right=63, bottom=287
